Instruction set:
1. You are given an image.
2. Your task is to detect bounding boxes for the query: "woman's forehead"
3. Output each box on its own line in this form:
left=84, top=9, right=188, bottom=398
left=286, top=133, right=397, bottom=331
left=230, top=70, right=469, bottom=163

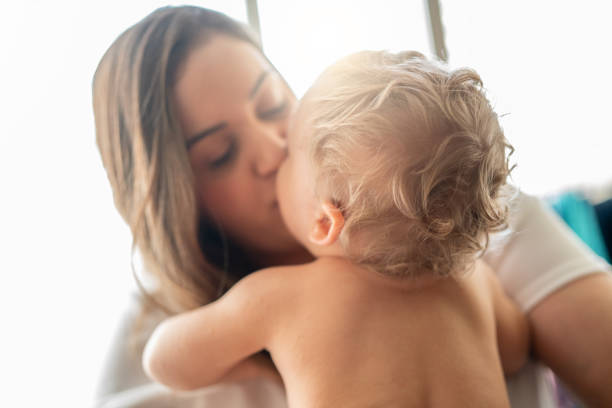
left=173, top=35, right=271, bottom=137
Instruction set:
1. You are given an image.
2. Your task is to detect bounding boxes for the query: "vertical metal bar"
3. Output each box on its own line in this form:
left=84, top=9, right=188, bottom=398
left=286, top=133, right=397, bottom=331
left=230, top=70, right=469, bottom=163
left=424, top=0, right=448, bottom=62
left=245, top=0, right=262, bottom=45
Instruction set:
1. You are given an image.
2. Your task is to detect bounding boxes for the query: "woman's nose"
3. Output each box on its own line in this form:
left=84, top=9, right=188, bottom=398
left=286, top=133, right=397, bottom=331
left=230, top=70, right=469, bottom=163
left=252, top=124, right=287, bottom=177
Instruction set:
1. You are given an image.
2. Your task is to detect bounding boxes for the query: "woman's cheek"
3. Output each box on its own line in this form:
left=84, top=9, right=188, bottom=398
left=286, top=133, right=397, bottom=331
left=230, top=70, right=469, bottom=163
left=195, top=170, right=247, bottom=224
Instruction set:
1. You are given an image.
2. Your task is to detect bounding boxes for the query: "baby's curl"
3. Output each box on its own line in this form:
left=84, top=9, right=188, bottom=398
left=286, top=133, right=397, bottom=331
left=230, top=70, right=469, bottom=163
left=306, top=50, right=514, bottom=278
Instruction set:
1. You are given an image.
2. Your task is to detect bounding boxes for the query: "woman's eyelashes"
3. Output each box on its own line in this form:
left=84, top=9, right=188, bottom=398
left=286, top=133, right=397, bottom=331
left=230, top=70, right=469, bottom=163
left=209, top=139, right=237, bottom=169
left=205, top=89, right=290, bottom=170
left=258, top=99, right=289, bottom=120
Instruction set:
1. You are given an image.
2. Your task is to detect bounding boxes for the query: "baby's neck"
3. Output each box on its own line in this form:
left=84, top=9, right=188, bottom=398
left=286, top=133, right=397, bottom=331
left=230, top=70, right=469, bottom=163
left=313, top=256, right=447, bottom=292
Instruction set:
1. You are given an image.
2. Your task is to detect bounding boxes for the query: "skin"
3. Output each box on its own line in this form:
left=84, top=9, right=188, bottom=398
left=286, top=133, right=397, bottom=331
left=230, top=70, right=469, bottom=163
left=174, top=35, right=310, bottom=267
left=278, top=92, right=530, bottom=377
left=144, top=90, right=528, bottom=405
left=275, top=98, right=328, bottom=254
left=144, top=85, right=529, bottom=406
left=529, top=273, right=612, bottom=407
left=172, top=34, right=612, bottom=405
left=144, top=258, right=522, bottom=408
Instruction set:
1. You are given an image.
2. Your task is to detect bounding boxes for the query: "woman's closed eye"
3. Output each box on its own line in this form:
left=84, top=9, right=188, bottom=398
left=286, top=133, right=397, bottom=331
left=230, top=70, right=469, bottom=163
left=209, top=138, right=237, bottom=169
left=258, top=99, right=289, bottom=120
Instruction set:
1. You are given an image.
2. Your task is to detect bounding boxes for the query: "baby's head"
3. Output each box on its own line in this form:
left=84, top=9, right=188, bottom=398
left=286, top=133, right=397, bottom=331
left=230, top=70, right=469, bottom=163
left=277, top=50, right=513, bottom=278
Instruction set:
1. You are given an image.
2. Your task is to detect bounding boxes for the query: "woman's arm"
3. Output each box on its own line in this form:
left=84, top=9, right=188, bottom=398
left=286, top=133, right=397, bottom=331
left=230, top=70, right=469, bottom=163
left=529, top=273, right=612, bottom=407
left=142, top=269, right=284, bottom=391
left=483, top=191, right=612, bottom=405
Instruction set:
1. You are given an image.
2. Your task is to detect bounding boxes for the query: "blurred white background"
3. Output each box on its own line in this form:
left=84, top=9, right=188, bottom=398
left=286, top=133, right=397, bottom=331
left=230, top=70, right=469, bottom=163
left=0, top=1, right=609, bottom=406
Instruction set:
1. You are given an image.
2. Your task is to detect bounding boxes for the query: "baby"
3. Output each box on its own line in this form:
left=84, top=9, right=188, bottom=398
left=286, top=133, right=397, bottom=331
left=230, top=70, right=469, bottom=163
left=143, top=51, right=528, bottom=407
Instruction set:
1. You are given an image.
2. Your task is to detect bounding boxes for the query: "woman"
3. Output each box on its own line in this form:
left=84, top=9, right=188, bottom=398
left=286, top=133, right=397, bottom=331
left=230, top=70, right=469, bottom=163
left=92, top=6, right=612, bottom=407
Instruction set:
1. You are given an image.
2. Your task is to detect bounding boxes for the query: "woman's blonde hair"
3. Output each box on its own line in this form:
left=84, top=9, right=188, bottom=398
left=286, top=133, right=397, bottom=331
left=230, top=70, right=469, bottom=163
left=307, top=50, right=514, bottom=278
left=92, top=6, right=261, bottom=313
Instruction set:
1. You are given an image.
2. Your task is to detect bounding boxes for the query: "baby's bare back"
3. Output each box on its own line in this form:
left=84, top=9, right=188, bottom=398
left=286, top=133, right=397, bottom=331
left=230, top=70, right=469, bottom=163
left=267, top=258, right=510, bottom=408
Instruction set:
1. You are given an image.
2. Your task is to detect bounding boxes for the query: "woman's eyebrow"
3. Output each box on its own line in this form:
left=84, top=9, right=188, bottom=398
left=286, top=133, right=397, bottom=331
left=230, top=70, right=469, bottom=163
left=186, top=122, right=227, bottom=150
left=186, top=70, right=270, bottom=150
left=249, top=70, right=270, bottom=99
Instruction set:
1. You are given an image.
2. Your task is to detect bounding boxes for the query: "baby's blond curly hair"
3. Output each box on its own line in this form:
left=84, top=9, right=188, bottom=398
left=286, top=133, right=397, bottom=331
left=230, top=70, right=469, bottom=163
left=305, top=50, right=514, bottom=278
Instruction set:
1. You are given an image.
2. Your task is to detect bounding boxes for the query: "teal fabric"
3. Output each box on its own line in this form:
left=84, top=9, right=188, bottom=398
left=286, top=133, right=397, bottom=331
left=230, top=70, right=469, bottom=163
left=550, top=192, right=611, bottom=263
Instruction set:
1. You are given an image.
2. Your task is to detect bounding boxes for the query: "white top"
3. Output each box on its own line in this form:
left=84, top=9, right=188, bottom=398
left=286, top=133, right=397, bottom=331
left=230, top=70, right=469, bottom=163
left=94, top=191, right=611, bottom=408
left=483, top=191, right=610, bottom=312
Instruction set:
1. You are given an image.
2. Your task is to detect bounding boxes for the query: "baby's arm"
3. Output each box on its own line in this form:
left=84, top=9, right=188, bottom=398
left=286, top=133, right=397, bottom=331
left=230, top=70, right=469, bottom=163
left=478, top=261, right=530, bottom=375
left=142, top=268, right=285, bottom=390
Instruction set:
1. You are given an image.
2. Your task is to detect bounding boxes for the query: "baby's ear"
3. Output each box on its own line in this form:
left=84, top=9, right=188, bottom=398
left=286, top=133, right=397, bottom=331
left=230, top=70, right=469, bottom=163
left=309, top=200, right=344, bottom=246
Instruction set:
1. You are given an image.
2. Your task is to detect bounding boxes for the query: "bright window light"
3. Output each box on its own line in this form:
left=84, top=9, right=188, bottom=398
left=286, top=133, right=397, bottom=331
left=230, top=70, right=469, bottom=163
left=441, top=0, right=612, bottom=196
left=258, top=0, right=430, bottom=97
left=0, top=2, right=245, bottom=408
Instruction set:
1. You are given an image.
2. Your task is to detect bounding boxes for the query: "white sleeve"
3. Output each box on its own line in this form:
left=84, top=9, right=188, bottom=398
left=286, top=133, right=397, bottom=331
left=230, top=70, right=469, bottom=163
left=94, top=293, right=287, bottom=408
left=483, top=190, right=611, bottom=312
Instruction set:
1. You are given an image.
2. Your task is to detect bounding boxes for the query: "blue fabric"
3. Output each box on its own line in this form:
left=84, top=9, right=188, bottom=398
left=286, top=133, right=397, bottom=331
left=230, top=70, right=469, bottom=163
left=550, top=192, right=610, bottom=263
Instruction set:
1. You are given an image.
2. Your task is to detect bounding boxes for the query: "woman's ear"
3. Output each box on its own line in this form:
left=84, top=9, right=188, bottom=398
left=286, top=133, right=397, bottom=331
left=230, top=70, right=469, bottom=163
left=309, top=200, right=344, bottom=246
